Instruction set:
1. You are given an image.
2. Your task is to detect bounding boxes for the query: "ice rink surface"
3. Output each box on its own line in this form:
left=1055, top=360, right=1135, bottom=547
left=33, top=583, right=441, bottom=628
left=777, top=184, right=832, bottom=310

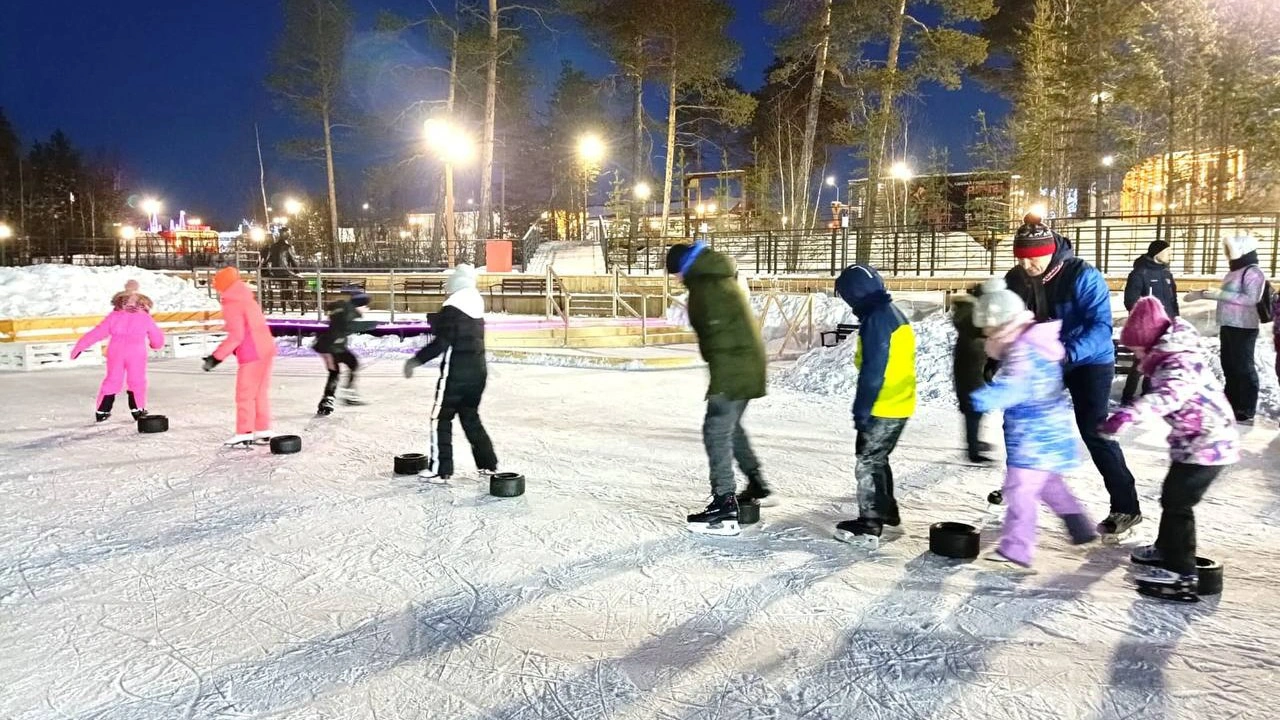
left=2, top=357, right=1278, bottom=719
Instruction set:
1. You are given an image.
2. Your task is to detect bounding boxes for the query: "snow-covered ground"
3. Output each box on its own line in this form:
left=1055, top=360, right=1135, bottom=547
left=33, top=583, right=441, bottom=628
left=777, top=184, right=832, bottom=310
left=2, top=357, right=1279, bottom=718
left=0, top=266, right=219, bottom=318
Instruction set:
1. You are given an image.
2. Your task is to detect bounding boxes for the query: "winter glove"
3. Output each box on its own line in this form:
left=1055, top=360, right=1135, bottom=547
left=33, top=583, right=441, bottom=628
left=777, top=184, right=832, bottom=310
left=202, top=355, right=221, bottom=372
left=403, top=357, right=423, bottom=379
left=1098, top=409, right=1136, bottom=438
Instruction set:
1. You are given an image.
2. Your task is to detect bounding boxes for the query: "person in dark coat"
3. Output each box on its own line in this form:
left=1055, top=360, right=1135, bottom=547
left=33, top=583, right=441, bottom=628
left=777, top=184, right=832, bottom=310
left=1121, top=240, right=1178, bottom=405
left=952, top=284, right=992, bottom=463
left=667, top=241, right=769, bottom=537
left=259, top=227, right=305, bottom=312
left=313, top=288, right=378, bottom=415
left=403, top=264, right=497, bottom=480
left=1005, top=214, right=1142, bottom=538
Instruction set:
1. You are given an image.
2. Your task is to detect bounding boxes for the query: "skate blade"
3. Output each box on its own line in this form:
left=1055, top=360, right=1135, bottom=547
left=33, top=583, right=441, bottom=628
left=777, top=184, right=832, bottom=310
left=833, top=530, right=880, bottom=550
left=1136, top=583, right=1199, bottom=603
left=1101, top=530, right=1138, bottom=545
left=687, top=520, right=740, bottom=537
left=223, top=442, right=256, bottom=450
left=981, top=552, right=1037, bottom=574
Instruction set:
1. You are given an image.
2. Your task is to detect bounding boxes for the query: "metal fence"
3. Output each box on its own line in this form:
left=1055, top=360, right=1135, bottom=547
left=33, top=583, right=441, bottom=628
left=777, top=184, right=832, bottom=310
left=6, top=212, right=1278, bottom=278
left=606, top=213, right=1280, bottom=277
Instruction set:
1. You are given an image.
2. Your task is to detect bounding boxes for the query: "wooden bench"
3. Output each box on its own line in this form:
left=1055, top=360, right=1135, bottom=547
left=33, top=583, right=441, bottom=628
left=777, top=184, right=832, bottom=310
left=820, top=322, right=859, bottom=347
left=1114, top=339, right=1137, bottom=372
left=399, top=276, right=448, bottom=312
left=489, top=277, right=564, bottom=312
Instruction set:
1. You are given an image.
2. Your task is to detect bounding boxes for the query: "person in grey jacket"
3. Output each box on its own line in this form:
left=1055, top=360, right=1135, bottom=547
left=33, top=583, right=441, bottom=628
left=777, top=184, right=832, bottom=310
left=1184, top=235, right=1271, bottom=423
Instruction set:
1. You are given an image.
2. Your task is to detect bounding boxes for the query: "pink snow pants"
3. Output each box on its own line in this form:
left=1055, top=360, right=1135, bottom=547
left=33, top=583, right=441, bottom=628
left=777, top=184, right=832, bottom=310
left=234, top=355, right=274, bottom=434
left=98, top=343, right=149, bottom=410
left=999, top=467, right=1088, bottom=566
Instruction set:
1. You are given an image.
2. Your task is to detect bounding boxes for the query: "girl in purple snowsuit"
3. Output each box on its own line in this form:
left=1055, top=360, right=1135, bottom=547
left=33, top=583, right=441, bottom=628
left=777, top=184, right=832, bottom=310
left=970, top=278, right=1097, bottom=568
left=1103, top=296, right=1239, bottom=601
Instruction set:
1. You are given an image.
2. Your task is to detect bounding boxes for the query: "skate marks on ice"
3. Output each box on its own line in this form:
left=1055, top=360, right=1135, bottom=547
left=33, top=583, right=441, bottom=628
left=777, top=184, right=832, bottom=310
left=70, top=538, right=685, bottom=719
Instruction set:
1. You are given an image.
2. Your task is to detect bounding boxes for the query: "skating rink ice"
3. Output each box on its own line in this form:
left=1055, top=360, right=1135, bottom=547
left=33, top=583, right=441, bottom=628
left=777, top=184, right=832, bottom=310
left=2, top=356, right=1278, bottom=719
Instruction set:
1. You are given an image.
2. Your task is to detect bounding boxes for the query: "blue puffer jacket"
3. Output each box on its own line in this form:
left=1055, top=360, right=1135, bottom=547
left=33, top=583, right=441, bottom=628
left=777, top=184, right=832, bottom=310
left=1005, top=234, right=1115, bottom=369
left=970, top=321, right=1082, bottom=473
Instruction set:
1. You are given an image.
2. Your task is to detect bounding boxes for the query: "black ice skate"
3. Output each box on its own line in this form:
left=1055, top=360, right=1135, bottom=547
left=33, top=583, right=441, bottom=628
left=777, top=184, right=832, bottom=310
left=1129, top=544, right=1164, bottom=567
left=95, top=395, right=115, bottom=423
left=1097, top=512, right=1142, bottom=543
left=687, top=494, right=740, bottom=536
left=127, top=391, right=146, bottom=420
left=317, top=396, right=335, bottom=416
left=834, top=517, right=884, bottom=549
left=1136, top=568, right=1199, bottom=603
left=736, top=473, right=774, bottom=507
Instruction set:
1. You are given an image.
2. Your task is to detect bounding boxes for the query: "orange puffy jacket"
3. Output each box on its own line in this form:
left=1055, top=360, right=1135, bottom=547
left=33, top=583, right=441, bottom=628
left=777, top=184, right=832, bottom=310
left=211, top=267, right=276, bottom=364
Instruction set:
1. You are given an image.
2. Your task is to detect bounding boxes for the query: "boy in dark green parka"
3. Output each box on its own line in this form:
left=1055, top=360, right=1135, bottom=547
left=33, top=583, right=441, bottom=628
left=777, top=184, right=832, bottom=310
left=667, top=241, right=769, bottom=536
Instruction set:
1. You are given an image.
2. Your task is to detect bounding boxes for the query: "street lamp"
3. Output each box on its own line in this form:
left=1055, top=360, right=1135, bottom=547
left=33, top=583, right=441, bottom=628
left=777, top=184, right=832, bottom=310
left=575, top=133, right=606, bottom=242
left=249, top=227, right=267, bottom=243
left=283, top=198, right=304, bottom=216
left=633, top=182, right=651, bottom=201
left=362, top=202, right=370, bottom=211
left=424, top=118, right=475, bottom=267
left=1101, top=155, right=1115, bottom=167
left=888, top=163, right=912, bottom=227
left=0, top=222, right=11, bottom=264
left=119, top=225, right=136, bottom=241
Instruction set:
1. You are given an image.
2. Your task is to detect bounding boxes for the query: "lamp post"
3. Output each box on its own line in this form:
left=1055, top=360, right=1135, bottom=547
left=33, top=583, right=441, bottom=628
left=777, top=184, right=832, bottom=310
left=424, top=118, right=474, bottom=267
left=889, top=162, right=913, bottom=228
left=0, top=222, right=12, bottom=265
left=576, top=133, right=605, bottom=244
left=141, top=197, right=161, bottom=233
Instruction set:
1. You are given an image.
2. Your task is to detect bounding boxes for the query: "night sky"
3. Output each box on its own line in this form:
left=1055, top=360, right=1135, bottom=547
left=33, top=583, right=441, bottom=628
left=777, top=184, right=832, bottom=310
left=1, top=0, right=1007, bottom=227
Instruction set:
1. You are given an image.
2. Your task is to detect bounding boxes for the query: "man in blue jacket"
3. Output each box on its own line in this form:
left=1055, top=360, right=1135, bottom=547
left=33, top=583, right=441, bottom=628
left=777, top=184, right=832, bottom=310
left=1005, top=216, right=1141, bottom=538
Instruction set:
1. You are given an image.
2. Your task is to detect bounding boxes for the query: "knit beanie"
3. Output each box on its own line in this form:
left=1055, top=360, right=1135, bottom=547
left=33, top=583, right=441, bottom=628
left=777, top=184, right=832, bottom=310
left=973, top=277, right=1027, bottom=328
left=1120, top=296, right=1172, bottom=351
left=1224, top=235, right=1257, bottom=260
left=346, top=287, right=371, bottom=307
left=213, top=266, right=241, bottom=293
left=1013, top=222, right=1056, bottom=259
left=1146, top=240, right=1170, bottom=258
left=445, top=263, right=478, bottom=294
left=665, top=243, right=692, bottom=275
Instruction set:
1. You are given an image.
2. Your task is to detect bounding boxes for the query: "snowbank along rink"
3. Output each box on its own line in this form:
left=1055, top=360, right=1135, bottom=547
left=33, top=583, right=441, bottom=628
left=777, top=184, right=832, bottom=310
left=3, top=355, right=1279, bottom=719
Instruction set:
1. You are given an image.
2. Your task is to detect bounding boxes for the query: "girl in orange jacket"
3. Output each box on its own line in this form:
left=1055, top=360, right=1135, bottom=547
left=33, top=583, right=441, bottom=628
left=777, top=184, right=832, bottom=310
left=203, top=267, right=278, bottom=446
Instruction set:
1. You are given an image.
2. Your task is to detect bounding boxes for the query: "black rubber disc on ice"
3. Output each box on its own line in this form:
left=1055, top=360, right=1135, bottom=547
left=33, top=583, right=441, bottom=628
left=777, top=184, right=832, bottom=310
left=489, top=472, right=525, bottom=498
left=738, top=502, right=760, bottom=525
left=1196, top=556, right=1223, bottom=595
left=137, top=415, right=169, bottom=434
left=987, top=489, right=1004, bottom=506
left=394, top=453, right=429, bottom=475
left=929, top=521, right=980, bottom=559
left=270, top=435, right=302, bottom=455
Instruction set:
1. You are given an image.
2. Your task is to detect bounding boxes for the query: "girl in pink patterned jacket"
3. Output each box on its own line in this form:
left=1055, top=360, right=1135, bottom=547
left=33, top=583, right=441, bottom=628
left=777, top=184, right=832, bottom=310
left=71, top=291, right=166, bottom=422
left=1104, top=296, right=1239, bottom=603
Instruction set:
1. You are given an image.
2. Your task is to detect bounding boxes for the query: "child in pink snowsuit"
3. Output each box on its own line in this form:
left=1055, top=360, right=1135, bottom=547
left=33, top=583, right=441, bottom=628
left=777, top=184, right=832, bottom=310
left=969, top=278, right=1097, bottom=568
left=71, top=291, right=166, bottom=422
left=204, top=266, right=277, bottom=445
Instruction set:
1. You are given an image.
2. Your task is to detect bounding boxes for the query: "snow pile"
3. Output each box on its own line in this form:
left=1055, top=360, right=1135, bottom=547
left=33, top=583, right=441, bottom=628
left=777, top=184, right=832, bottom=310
left=773, top=312, right=959, bottom=407
left=0, top=265, right=219, bottom=318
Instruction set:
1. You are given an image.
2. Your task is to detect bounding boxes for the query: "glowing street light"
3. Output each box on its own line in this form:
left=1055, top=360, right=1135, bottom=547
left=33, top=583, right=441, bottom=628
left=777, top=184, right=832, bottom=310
left=889, top=162, right=913, bottom=180
left=249, top=227, right=267, bottom=243
left=1027, top=202, right=1049, bottom=220
left=423, top=118, right=475, bottom=267
left=119, top=225, right=137, bottom=241
left=826, top=176, right=836, bottom=187
left=362, top=202, right=370, bottom=211
left=1101, top=155, right=1115, bottom=167
left=633, top=182, right=652, bottom=201
left=283, top=198, right=304, bottom=216
left=576, top=133, right=605, bottom=167
left=0, top=222, right=12, bottom=240
left=141, top=198, right=161, bottom=216
left=706, top=201, right=718, bottom=214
